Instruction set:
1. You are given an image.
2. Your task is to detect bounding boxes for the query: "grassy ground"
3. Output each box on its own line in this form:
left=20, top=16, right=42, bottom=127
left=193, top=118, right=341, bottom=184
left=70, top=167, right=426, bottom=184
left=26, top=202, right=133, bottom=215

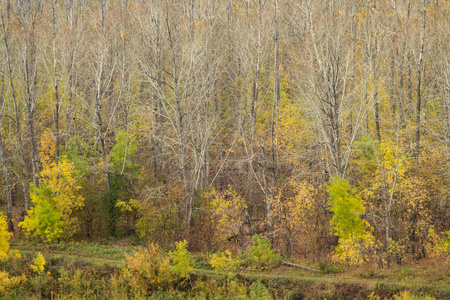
left=194, top=258, right=450, bottom=299
left=4, top=240, right=450, bottom=299
left=11, top=239, right=137, bottom=268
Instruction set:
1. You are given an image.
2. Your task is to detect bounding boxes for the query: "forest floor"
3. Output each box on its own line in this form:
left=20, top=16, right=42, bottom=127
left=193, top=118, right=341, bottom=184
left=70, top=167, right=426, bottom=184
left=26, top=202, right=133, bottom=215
left=9, top=240, right=450, bottom=299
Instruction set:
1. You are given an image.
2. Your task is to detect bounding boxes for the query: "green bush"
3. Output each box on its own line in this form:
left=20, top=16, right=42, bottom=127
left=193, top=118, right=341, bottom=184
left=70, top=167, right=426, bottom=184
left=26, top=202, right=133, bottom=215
left=248, top=235, right=281, bottom=270
left=249, top=281, right=273, bottom=300
left=169, top=240, right=194, bottom=279
left=209, top=250, right=237, bottom=277
left=317, top=261, right=344, bottom=274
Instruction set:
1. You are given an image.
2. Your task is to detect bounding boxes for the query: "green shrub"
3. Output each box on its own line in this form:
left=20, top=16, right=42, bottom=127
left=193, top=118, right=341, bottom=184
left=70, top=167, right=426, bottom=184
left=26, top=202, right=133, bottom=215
left=28, top=273, right=55, bottom=299
left=248, top=235, right=281, bottom=270
left=226, top=279, right=248, bottom=299
left=249, top=281, right=273, bottom=300
left=317, top=261, right=344, bottom=274
left=169, top=240, right=194, bottom=279
left=209, top=250, right=237, bottom=277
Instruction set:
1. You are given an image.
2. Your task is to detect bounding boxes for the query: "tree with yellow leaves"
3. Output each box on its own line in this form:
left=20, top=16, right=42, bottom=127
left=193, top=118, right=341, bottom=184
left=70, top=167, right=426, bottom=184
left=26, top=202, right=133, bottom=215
left=20, top=132, right=84, bottom=242
left=327, top=178, right=375, bottom=265
left=0, top=212, right=14, bottom=262
left=207, top=187, right=248, bottom=243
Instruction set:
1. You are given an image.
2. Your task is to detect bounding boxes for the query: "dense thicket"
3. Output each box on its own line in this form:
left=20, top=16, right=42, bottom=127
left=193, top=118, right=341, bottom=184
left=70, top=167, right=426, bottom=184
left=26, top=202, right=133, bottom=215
left=0, top=0, right=449, bottom=265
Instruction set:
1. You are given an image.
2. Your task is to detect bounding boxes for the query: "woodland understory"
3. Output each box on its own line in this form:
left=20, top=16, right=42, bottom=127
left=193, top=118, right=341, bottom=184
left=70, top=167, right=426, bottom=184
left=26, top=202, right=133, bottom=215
left=0, top=0, right=448, bottom=279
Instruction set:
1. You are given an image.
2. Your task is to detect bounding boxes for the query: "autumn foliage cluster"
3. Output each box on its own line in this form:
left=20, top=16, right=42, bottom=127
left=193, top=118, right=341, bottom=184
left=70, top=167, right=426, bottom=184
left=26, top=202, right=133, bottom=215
left=0, top=0, right=448, bottom=267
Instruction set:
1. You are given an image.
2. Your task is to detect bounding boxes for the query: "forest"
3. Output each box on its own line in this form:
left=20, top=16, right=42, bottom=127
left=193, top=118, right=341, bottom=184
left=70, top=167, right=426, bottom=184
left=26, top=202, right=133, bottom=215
left=0, top=0, right=449, bottom=299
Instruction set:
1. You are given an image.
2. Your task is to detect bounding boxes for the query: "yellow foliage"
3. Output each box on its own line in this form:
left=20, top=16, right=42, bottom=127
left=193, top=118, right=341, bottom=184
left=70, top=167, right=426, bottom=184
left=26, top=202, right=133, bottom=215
left=327, top=178, right=375, bottom=265
left=209, top=250, right=237, bottom=277
left=0, top=212, right=12, bottom=262
left=0, top=271, right=25, bottom=296
left=394, top=175, right=432, bottom=250
left=354, top=136, right=433, bottom=262
left=272, top=181, right=317, bottom=232
left=277, top=93, right=310, bottom=163
left=39, top=129, right=56, bottom=169
left=168, top=240, right=194, bottom=279
left=30, top=252, right=46, bottom=274
left=426, top=226, right=450, bottom=260
left=332, top=232, right=376, bottom=266
left=19, top=130, right=84, bottom=242
left=39, top=156, right=84, bottom=215
left=392, top=290, right=436, bottom=300
left=227, top=279, right=248, bottom=299
left=122, top=244, right=174, bottom=294
left=388, top=239, right=406, bottom=261
left=116, top=199, right=142, bottom=213
left=20, top=155, right=84, bottom=241
left=0, top=212, right=20, bottom=262
left=208, top=188, right=247, bottom=242
left=367, top=292, right=381, bottom=300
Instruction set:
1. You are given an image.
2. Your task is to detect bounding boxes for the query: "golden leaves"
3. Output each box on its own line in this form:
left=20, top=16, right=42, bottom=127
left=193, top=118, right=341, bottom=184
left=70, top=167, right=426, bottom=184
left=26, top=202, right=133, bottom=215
left=207, top=187, right=247, bottom=243
left=20, top=132, right=84, bottom=241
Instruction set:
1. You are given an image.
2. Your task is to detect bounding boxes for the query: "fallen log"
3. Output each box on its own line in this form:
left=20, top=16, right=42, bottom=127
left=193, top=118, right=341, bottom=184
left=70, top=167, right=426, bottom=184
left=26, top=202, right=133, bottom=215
left=281, top=260, right=320, bottom=273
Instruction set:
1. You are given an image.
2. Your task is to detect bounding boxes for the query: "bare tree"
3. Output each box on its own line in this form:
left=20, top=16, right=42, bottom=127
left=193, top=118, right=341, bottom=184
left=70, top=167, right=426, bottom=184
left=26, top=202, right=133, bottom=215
left=138, top=0, right=221, bottom=237
left=370, top=0, right=381, bottom=142
left=415, top=0, right=427, bottom=165
left=51, top=0, right=60, bottom=163
left=20, top=0, right=41, bottom=186
left=1, top=6, right=30, bottom=214
left=301, top=0, right=365, bottom=179
left=94, top=0, right=112, bottom=194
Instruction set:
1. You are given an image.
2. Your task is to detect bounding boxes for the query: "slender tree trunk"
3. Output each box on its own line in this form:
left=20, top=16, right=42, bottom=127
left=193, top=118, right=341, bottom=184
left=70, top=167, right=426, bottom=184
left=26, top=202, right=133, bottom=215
left=415, top=0, right=426, bottom=166
left=165, top=8, right=191, bottom=235
left=252, top=2, right=261, bottom=188
left=22, top=0, right=39, bottom=186
left=96, top=0, right=113, bottom=236
left=407, top=65, right=413, bottom=110
left=250, top=2, right=261, bottom=158
left=267, top=0, right=280, bottom=233
left=364, top=1, right=370, bottom=132
left=271, top=0, right=280, bottom=169
left=372, top=0, right=381, bottom=142
left=98, top=0, right=111, bottom=194
left=0, top=72, right=13, bottom=232
left=52, top=0, right=60, bottom=163
left=398, top=40, right=407, bottom=127
left=1, top=9, right=30, bottom=213
left=65, top=1, right=77, bottom=141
